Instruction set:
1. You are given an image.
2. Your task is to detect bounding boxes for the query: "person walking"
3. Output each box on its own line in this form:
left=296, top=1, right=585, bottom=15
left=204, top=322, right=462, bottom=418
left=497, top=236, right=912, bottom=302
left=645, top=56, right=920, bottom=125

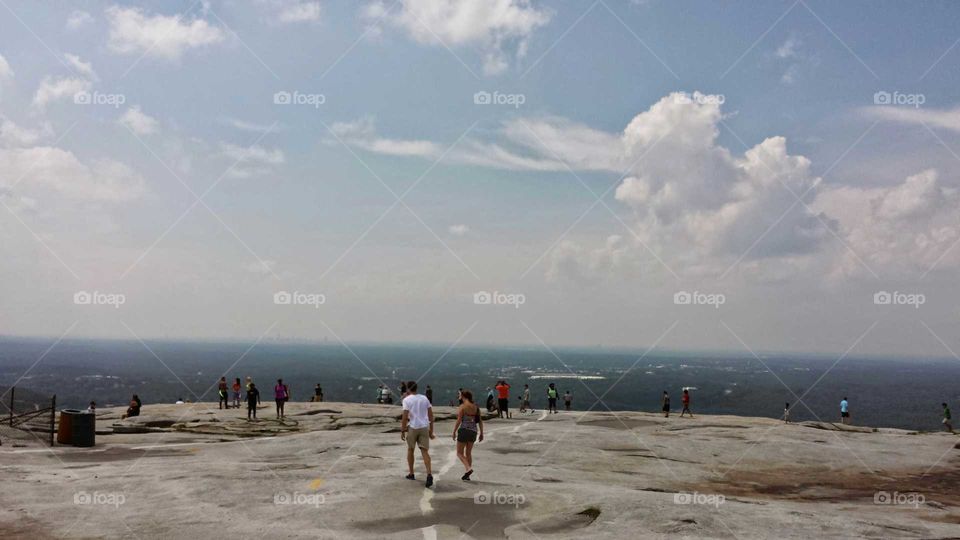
left=218, top=377, right=229, bottom=409
left=495, top=380, right=511, bottom=419
left=661, top=391, right=670, bottom=418
left=452, top=390, right=483, bottom=481
left=275, top=379, right=288, bottom=419
left=680, top=389, right=693, bottom=418
left=246, top=383, right=261, bottom=420
left=943, top=403, right=954, bottom=433
left=547, top=383, right=559, bottom=414
left=425, top=385, right=433, bottom=404
left=401, top=381, right=435, bottom=488
left=840, top=397, right=850, bottom=425
left=563, top=390, right=572, bottom=411
left=232, top=378, right=242, bottom=408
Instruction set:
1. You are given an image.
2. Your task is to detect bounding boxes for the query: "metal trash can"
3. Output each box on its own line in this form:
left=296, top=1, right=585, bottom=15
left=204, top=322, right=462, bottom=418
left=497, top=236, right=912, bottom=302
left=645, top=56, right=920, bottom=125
left=56, top=409, right=78, bottom=445
left=72, top=411, right=96, bottom=447
left=57, top=409, right=95, bottom=446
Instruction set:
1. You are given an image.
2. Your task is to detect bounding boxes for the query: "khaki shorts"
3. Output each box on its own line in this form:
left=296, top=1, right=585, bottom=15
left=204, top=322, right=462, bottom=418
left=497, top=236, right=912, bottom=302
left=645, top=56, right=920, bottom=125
left=406, top=427, right=430, bottom=450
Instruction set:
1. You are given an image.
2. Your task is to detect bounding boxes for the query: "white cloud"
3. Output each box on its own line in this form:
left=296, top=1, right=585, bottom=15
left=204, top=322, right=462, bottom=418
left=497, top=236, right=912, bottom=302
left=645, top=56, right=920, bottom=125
left=258, top=0, right=321, bottom=24
left=64, top=53, right=97, bottom=80
left=106, top=6, right=225, bottom=60
left=0, top=53, right=12, bottom=80
left=814, top=169, right=960, bottom=277
left=328, top=117, right=442, bottom=157
left=862, top=105, right=960, bottom=133
left=32, top=77, right=91, bottom=109
left=222, top=118, right=280, bottom=133
left=220, top=142, right=285, bottom=178
left=775, top=36, right=800, bottom=59
left=118, top=106, right=159, bottom=135
left=0, top=116, right=51, bottom=147
left=448, top=224, right=469, bottom=236
left=0, top=146, right=146, bottom=202
left=66, top=10, right=94, bottom=30
left=365, top=0, right=552, bottom=75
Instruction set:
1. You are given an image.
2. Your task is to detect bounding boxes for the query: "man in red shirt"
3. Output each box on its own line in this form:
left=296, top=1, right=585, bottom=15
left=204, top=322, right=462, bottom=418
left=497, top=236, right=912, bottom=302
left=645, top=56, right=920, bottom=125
left=495, top=380, right=511, bottom=418
left=680, top=389, right=693, bottom=418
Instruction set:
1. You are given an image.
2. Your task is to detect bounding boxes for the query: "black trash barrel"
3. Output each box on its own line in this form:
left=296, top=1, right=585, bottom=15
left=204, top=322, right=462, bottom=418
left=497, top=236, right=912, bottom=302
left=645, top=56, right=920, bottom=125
left=71, top=411, right=96, bottom=447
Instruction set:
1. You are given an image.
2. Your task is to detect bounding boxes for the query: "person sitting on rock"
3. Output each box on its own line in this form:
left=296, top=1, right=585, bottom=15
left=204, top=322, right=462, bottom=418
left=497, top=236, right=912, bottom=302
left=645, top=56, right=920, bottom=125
left=122, top=394, right=141, bottom=419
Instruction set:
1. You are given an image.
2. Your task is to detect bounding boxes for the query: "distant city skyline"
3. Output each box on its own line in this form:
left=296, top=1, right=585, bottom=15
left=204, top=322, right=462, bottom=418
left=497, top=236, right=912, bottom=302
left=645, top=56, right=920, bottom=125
left=2, top=1, right=960, bottom=358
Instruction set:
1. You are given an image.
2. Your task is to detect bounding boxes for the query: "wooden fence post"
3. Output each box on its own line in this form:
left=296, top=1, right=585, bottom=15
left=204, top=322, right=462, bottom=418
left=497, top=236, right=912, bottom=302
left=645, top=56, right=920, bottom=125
left=49, top=395, right=56, bottom=447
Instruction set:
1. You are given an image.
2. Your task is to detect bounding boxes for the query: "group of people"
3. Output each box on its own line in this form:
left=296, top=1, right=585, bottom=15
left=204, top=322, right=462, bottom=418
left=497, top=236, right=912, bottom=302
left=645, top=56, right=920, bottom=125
left=660, top=389, right=694, bottom=418
left=481, top=381, right=574, bottom=418
left=378, top=383, right=433, bottom=405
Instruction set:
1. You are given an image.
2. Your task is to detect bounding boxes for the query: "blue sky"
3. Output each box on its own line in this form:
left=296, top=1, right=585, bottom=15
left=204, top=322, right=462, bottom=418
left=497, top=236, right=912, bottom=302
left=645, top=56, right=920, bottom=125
left=1, top=0, right=959, bottom=358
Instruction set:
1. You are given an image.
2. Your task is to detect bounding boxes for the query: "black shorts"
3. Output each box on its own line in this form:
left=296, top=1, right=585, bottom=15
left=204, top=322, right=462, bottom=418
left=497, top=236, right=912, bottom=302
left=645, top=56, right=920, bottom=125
left=456, top=428, right=478, bottom=443
left=548, top=398, right=557, bottom=407
left=841, top=411, right=849, bottom=417
left=498, top=398, right=509, bottom=412
left=662, top=404, right=670, bottom=412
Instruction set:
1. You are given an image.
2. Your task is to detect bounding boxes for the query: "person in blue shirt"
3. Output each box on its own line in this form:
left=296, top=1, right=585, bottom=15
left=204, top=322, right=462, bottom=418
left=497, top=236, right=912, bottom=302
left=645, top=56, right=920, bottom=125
left=840, top=397, right=850, bottom=425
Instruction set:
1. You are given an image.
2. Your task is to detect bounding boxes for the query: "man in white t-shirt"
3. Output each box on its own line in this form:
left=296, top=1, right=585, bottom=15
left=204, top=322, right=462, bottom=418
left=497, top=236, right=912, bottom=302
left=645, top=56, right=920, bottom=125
left=401, top=380, right=435, bottom=487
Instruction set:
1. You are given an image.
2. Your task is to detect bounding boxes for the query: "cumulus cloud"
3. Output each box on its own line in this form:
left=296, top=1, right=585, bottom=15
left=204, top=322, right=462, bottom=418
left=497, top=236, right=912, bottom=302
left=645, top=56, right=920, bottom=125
left=118, top=106, right=159, bottom=135
left=32, top=77, right=91, bottom=109
left=106, top=6, right=225, bottom=60
left=64, top=53, right=97, bottom=80
left=364, top=0, right=552, bottom=75
left=0, top=116, right=52, bottom=147
left=0, top=146, right=146, bottom=202
left=66, top=10, right=94, bottom=29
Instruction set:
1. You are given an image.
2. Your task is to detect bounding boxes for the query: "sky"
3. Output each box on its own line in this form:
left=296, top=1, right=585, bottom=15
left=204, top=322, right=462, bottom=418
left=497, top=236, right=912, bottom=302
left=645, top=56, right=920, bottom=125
left=1, top=0, right=959, bottom=358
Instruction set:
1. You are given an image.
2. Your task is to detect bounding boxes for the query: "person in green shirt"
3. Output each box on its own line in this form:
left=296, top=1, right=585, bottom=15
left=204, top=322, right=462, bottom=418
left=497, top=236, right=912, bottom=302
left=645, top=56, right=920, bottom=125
left=943, top=403, right=954, bottom=433
left=546, top=383, right=559, bottom=414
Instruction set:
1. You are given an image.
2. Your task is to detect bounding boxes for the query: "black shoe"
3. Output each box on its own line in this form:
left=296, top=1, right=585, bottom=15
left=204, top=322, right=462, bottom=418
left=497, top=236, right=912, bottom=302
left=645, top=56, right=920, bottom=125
left=405, top=473, right=415, bottom=480
left=461, top=469, right=473, bottom=481
left=425, top=474, right=434, bottom=488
